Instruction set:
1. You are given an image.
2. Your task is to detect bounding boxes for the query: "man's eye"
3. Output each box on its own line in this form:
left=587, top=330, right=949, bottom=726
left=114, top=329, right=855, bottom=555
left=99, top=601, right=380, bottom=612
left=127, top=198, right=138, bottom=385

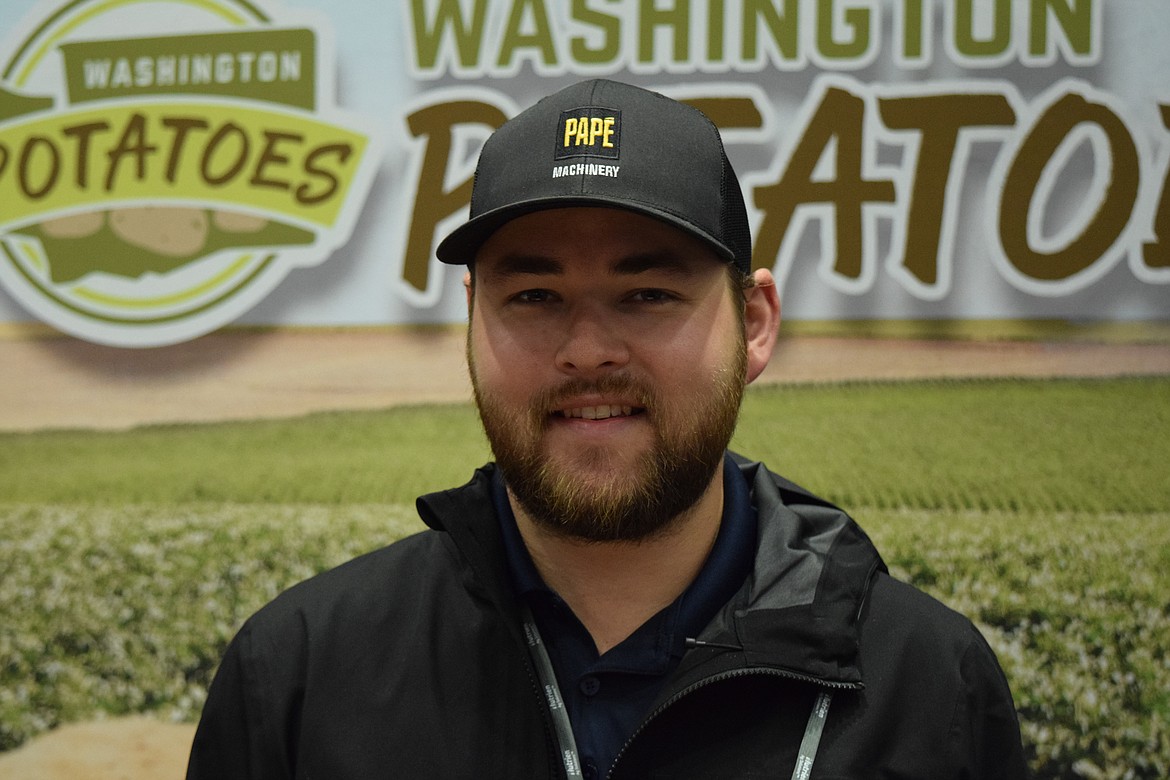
left=630, top=289, right=675, bottom=303
left=513, top=289, right=553, bottom=303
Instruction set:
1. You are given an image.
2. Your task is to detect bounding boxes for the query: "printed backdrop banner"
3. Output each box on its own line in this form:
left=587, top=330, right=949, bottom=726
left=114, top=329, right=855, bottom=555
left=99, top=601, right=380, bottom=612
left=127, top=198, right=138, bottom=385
left=0, top=0, right=1166, bottom=347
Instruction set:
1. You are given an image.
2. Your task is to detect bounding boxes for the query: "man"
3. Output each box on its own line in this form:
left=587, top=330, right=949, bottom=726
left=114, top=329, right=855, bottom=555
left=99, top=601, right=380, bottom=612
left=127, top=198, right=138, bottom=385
left=188, top=79, right=1027, bottom=778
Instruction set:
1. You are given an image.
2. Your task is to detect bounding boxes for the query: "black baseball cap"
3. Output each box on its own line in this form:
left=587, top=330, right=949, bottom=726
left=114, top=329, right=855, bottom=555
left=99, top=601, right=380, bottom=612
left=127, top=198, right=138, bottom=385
left=435, top=79, right=752, bottom=275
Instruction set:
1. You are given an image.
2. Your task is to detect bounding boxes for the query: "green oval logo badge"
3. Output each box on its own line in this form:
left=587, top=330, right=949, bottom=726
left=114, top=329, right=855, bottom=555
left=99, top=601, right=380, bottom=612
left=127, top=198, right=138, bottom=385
left=0, top=0, right=381, bottom=346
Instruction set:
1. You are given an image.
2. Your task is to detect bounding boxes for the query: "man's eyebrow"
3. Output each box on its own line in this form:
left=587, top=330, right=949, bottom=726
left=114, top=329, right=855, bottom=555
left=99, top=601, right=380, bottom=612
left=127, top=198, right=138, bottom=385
left=613, top=251, right=702, bottom=277
left=480, top=250, right=706, bottom=281
left=480, top=254, right=564, bottom=281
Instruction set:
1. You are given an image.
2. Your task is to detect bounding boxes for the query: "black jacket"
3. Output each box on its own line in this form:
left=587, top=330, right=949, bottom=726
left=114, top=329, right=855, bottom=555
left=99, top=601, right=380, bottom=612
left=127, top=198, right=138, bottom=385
left=187, top=458, right=1028, bottom=778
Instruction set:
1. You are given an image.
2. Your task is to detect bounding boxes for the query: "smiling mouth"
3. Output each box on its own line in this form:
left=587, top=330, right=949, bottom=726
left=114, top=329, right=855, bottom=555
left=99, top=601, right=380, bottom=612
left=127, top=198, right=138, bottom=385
left=555, top=405, right=644, bottom=420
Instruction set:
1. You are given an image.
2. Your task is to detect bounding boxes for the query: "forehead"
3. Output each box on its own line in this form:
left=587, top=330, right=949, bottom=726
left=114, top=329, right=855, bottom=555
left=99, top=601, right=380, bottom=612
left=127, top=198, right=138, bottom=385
left=473, top=207, right=725, bottom=278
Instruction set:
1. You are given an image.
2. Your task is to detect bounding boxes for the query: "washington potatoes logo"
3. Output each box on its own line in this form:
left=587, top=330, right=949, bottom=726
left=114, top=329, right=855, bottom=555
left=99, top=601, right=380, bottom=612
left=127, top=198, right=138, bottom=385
left=0, top=0, right=381, bottom=347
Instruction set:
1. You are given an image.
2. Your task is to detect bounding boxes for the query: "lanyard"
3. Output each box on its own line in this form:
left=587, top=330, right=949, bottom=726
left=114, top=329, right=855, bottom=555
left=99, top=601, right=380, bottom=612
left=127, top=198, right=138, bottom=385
left=791, top=691, right=832, bottom=780
left=521, top=605, right=832, bottom=779
left=522, top=605, right=585, bottom=779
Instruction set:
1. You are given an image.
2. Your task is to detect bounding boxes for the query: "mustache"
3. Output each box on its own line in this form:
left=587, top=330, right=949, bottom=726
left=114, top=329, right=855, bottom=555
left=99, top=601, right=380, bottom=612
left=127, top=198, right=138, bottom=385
left=531, top=375, right=654, bottom=416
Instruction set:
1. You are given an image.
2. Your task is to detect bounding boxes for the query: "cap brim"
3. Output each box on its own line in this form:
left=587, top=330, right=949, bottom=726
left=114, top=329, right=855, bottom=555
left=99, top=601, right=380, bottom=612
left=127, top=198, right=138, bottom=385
left=435, top=196, right=737, bottom=266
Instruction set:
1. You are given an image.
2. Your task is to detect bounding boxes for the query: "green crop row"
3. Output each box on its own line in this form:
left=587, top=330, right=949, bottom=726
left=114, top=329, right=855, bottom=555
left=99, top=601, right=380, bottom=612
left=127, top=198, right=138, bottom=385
left=2, top=505, right=1167, bottom=777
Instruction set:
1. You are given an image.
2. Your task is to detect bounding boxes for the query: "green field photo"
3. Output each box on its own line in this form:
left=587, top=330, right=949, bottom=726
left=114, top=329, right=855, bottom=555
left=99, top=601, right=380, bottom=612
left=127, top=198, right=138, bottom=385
left=2, top=376, right=1168, bottom=777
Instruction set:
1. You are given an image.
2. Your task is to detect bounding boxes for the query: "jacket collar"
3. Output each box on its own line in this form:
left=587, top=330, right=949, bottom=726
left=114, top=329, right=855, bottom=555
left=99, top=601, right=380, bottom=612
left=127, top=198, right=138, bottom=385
left=415, top=455, right=885, bottom=687
left=679, top=458, right=885, bottom=687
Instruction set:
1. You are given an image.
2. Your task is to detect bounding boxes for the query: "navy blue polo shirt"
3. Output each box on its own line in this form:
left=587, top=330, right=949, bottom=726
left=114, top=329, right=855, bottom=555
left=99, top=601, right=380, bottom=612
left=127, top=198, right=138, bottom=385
left=494, top=454, right=758, bottom=779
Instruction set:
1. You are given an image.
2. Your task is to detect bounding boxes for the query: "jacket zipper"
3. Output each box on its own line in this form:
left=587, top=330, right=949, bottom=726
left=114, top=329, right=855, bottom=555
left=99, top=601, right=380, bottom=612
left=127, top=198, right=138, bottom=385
left=605, top=665, right=861, bottom=779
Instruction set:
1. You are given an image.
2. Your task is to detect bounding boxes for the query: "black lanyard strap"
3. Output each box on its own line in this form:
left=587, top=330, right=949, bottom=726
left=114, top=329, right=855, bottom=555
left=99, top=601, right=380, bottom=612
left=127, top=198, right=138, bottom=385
left=522, top=605, right=584, bottom=779
left=791, top=691, right=832, bottom=780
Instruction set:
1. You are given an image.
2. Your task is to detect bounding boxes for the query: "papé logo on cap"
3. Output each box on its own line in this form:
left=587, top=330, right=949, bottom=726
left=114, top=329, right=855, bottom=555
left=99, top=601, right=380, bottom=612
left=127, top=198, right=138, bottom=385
left=555, top=107, right=620, bottom=160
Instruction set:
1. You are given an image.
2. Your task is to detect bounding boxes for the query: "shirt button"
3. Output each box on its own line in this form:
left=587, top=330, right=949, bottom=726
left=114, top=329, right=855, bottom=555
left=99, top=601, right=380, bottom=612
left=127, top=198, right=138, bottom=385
left=579, top=676, right=601, bottom=696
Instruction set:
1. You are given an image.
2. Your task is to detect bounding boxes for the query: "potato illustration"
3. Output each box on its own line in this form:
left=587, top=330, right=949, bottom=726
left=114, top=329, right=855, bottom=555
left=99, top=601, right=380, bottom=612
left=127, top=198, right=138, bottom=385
left=212, top=210, right=269, bottom=233
left=29, top=205, right=315, bottom=284
left=109, top=207, right=209, bottom=257
left=40, top=211, right=105, bottom=239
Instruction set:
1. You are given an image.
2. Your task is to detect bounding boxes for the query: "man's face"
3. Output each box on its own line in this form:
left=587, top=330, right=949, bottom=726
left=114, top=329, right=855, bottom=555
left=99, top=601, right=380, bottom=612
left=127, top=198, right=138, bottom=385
left=466, top=207, right=748, bottom=543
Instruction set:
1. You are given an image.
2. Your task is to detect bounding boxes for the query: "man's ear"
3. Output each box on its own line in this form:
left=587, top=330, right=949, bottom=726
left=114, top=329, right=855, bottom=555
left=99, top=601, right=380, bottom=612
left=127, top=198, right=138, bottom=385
left=743, top=268, right=781, bottom=385
left=463, top=271, right=472, bottom=310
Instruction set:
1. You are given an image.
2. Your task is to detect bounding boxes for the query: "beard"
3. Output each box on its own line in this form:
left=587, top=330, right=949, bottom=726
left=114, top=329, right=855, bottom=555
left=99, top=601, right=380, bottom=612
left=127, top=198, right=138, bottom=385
left=469, top=338, right=747, bottom=544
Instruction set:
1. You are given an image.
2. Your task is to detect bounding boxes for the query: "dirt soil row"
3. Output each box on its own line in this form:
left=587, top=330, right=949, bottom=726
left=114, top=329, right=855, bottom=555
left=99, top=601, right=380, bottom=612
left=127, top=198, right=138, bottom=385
left=4, top=328, right=1169, bottom=432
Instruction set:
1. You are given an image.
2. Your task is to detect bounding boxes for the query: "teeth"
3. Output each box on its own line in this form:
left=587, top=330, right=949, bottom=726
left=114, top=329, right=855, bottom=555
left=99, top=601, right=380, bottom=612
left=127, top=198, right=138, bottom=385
left=564, top=405, right=634, bottom=420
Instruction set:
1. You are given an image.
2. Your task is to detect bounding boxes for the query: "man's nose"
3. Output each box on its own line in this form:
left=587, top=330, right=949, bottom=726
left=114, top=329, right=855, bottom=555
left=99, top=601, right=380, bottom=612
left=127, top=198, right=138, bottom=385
left=554, top=304, right=630, bottom=376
